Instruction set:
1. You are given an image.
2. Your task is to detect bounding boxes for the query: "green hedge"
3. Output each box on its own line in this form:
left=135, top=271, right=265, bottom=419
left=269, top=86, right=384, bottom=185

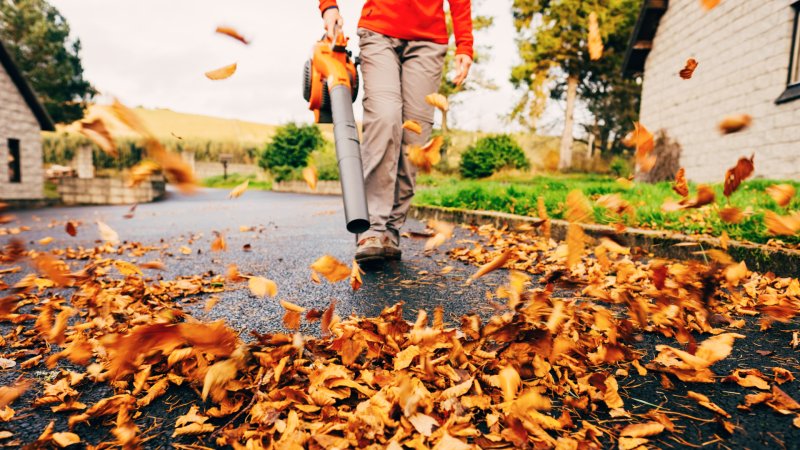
left=459, top=134, right=530, bottom=179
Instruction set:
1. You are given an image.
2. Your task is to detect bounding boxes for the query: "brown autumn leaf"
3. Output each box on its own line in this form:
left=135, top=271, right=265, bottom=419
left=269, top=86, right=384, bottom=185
left=679, top=58, right=699, bottom=79
left=680, top=184, right=716, bottom=210
left=403, top=120, right=422, bottom=135
left=281, top=300, right=305, bottom=330
left=75, top=117, right=117, bottom=157
left=52, top=432, right=80, bottom=448
left=350, top=260, right=363, bottom=291
left=498, top=365, right=521, bottom=403
left=127, top=160, right=160, bottom=188
left=228, top=180, right=249, bottom=199
left=424, top=220, right=454, bottom=251
left=766, top=184, right=795, bottom=207
left=701, top=0, right=721, bottom=11
left=620, top=421, right=665, bottom=438
left=248, top=276, right=277, bottom=297
left=320, top=299, right=336, bottom=336
left=408, top=136, right=444, bottom=173
left=566, top=190, right=593, bottom=223
left=629, top=122, right=655, bottom=172
left=0, top=379, right=31, bottom=409
left=566, top=223, right=586, bottom=269
left=205, top=63, right=237, bottom=80
left=469, top=249, right=513, bottom=282
left=672, top=168, right=689, bottom=197
left=688, top=391, right=731, bottom=417
left=211, top=232, right=227, bottom=252
left=310, top=255, right=351, bottom=283
left=97, top=221, right=119, bottom=244
left=215, top=26, right=249, bottom=44
left=425, top=93, right=449, bottom=112
left=719, top=114, right=752, bottom=134
left=719, top=206, right=744, bottom=224
left=587, top=12, right=603, bottom=61
left=202, top=359, right=237, bottom=402
left=764, top=211, right=800, bottom=235
left=65, top=221, right=78, bottom=237
left=302, top=166, right=318, bottom=191
left=723, top=154, right=754, bottom=197
left=114, top=260, right=142, bottom=277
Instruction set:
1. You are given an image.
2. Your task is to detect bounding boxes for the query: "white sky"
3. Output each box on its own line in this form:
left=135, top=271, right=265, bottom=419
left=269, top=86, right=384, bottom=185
left=51, top=0, right=573, bottom=134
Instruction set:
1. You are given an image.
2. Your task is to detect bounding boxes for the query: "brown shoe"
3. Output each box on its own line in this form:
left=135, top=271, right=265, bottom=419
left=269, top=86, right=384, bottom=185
left=383, top=237, right=402, bottom=261
left=355, top=236, right=384, bottom=266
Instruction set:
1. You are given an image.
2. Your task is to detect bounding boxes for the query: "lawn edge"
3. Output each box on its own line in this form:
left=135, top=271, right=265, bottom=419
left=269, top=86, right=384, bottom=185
left=410, top=204, right=800, bottom=278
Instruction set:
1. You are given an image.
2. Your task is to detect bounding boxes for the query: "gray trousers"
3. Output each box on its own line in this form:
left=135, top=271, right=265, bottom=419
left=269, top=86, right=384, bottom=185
left=357, top=28, right=447, bottom=245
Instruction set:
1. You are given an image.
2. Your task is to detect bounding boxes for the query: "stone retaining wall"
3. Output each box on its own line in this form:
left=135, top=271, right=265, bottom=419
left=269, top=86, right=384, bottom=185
left=272, top=180, right=342, bottom=196
left=57, top=176, right=166, bottom=205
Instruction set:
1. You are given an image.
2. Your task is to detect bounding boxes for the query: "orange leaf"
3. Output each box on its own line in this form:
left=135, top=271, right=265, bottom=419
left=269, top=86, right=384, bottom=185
left=248, top=276, right=277, bottom=297
left=403, top=120, right=422, bottom=135
left=65, top=221, right=78, bottom=237
left=205, top=63, right=237, bottom=81
left=718, top=206, right=744, bottom=224
left=672, top=168, right=689, bottom=197
left=310, top=255, right=351, bottom=283
left=587, top=12, right=603, bottom=61
left=719, top=114, right=752, bottom=134
left=498, top=365, right=521, bottom=403
left=215, top=26, right=249, bottom=44
left=97, top=221, right=119, bottom=244
left=630, top=122, right=655, bottom=172
left=620, top=422, right=665, bottom=438
left=201, top=359, right=237, bottom=402
left=566, top=223, right=586, bottom=269
left=700, top=0, right=721, bottom=11
left=211, top=233, right=227, bottom=252
left=302, top=166, right=318, bottom=191
left=766, top=184, right=795, bottom=207
left=127, top=160, right=160, bottom=188
left=408, top=136, right=444, bottom=173
left=764, top=211, right=800, bottom=235
left=321, top=299, right=337, bottom=336
left=679, top=58, right=699, bottom=79
left=228, top=180, right=249, bottom=199
left=425, top=93, right=449, bottom=112
left=424, top=220, right=454, bottom=251
left=76, top=117, right=116, bottom=157
left=469, top=249, right=513, bottom=282
left=350, top=260, right=363, bottom=291
left=723, top=154, right=754, bottom=197
left=566, top=190, right=593, bottom=223
left=281, top=300, right=305, bottom=330
left=52, top=432, right=81, bottom=448
left=683, top=184, right=716, bottom=209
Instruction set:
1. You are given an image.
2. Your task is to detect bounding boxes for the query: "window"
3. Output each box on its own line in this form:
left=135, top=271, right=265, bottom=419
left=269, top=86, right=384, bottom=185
left=777, top=1, right=800, bottom=103
left=7, top=138, right=20, bottom=183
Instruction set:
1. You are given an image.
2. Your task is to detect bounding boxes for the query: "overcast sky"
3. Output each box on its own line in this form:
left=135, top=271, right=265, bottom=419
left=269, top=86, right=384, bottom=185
left=50, top=0, right=552, bottom=133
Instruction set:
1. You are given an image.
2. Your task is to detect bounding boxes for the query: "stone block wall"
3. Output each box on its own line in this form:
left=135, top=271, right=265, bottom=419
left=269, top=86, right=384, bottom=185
left=0, top=60, right=44, bottom=200
left=272, top=180, right=342, bottom=195
left=57, top=176, right=166, bottom=205
left=639, top=0, right=800, bottom=182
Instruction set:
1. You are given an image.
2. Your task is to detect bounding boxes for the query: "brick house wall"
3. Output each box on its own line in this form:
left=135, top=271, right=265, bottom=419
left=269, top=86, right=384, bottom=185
left=638, top=0, right=800, bottom=182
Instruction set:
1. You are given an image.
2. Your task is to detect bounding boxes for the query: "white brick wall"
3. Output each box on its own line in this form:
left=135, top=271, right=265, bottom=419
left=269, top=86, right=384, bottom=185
left=0, top=62, right=45, bottom=199
left=640, top=0, right=800, bottom=182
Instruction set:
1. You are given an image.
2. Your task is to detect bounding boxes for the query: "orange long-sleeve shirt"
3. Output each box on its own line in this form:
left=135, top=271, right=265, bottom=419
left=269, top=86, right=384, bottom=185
left=319, top=0, right=474, bottom=58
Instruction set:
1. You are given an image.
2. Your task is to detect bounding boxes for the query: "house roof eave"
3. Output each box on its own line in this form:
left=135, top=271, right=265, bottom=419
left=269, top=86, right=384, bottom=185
left=622, top=0, right=669, bottom=77
left=0, top=38, right=56, bottom=131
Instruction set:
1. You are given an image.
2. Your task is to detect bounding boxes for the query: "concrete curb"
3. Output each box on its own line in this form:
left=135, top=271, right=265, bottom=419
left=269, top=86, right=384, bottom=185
left=409, top=204, right=800, bottom=278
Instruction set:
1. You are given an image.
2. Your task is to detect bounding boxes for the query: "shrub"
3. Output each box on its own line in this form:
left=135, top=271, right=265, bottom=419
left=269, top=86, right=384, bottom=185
left=310, top=144, right=340, bottom=181
left=259, top=123, right=325, bottom=174
left=609, top=156, right=632, bottom=178
left=459, top=134, right=530, bottom=179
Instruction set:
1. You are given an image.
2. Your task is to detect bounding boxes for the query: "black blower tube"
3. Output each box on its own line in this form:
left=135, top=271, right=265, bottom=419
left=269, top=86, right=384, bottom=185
left=329, top=84, right=370, bottom=234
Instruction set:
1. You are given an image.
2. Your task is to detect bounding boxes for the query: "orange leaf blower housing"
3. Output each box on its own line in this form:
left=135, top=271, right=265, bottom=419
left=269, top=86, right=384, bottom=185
left=302, top=33, right=369, bottom=234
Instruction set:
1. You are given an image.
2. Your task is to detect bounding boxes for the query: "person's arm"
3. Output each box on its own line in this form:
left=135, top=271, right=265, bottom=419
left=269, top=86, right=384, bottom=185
left=319, top=1, right=343, bottom=39
left=449, top=0, right=474, bottom=85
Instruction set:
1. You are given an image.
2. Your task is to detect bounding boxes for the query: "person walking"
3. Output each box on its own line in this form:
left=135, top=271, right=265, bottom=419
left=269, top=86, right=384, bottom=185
left=318, top=0, right=474, bottom=266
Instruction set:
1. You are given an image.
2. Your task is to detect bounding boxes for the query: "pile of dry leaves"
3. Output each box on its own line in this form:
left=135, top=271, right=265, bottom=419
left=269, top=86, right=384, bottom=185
left=0, top=198, right=799, bottom=449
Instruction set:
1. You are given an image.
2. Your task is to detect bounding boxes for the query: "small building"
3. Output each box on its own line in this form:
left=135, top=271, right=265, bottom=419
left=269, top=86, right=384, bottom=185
left=624, top=0, right=800, bottom=182
left=0, top=38, right=55, bottom=201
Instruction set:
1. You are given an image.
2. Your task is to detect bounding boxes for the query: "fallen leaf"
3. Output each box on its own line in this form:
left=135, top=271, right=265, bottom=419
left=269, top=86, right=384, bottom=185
left=498, top=365, right=521, bottom=402
left=215, top=26, right=249, bottom=44
left=719, top=206, right=744, bottom=224
left=688, top=391, right=730, bottom=417
left=211, top=233, right=226, bottom=252
left=566, top=190, right=593, bottom=223
left=766, top=184, right=795, bottom=207
left=764, top=211, right=800, bottom=235
left=719, top=114, right=752, bottom=134
left=587, top=12, right=603, bottom=61
left=52, top=432, right=80, bottom=447
left=469, top=249, right=513, bottom=282
left=205, top=63, right=237, bottom=80
left=76, top=117, right=116, bottom=156
left=202, top=359, right=237, bottom=402
left=679, top=58, right=699, bottom=79
left=228, top=180, right=249, bottom=199
left=424, top=220, right=454, bottom=251
left=281, top=300, right=305, bottom=330
left=127, top=160, right=160, bottom=188
left=65, top=221, right=78, bottom=237
left=248, top=276, right=277, bottom=297
left=701, top=0, right=721, bottom=11
left=310, top=255, right=352, bottom=283
left=303, top=166, right=318, bottom=191
left=628, top=122, right=655, bottom=172
left=350, top=260, right=363, bottom=291
left=620, top=421, right=665, bottom=438
left=114, top=260, right=142, bottom=277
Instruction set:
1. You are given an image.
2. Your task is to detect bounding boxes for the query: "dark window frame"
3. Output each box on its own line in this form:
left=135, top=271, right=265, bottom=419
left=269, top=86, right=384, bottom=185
left=7, top=138, right=21, bottom=183
left=777, top=1, right=800, bottom=104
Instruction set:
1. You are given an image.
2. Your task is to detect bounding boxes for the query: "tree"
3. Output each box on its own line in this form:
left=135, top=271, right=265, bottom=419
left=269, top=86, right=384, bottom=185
left=510, top=0, right=640, bottom=169
left=0, top=0, right=96, bottom=124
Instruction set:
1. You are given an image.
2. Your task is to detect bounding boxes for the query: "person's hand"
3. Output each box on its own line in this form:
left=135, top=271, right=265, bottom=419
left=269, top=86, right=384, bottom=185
left=452, top=54, right=473, bottom=86
left=323, top=7, right=343, bottom=40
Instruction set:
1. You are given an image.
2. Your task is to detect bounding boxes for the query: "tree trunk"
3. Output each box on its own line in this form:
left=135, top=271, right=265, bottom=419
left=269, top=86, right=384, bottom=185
left=558, top=75, right=578, bottom=171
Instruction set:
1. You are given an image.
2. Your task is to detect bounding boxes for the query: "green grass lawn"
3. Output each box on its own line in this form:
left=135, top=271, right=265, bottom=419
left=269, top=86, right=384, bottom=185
left=202, top=173, right=272, bottom=191
left=414, top=174, right=800, bottom=246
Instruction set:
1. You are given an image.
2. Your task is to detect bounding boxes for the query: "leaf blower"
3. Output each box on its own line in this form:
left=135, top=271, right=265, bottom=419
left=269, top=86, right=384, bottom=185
left=302, top=31, right=369, bottom=234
